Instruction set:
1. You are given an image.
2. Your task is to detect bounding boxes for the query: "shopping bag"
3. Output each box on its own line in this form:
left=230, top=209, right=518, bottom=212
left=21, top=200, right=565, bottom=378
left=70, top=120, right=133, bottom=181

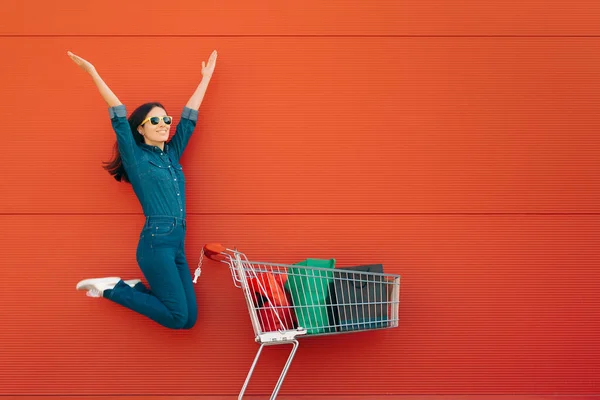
left=284, top=258, right=336, bottom=334
left=330, top=264, right=389, bottom=332
left=248, top=272, right=297, bottom=331
left=256, top=300, right=297, bottom=332
left=248, top=272, right=289, bottom=307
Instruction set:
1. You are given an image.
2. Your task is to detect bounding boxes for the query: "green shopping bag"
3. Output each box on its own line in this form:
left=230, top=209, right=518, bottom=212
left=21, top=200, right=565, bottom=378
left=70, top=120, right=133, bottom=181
left=284, top=258, right=336, bottom=334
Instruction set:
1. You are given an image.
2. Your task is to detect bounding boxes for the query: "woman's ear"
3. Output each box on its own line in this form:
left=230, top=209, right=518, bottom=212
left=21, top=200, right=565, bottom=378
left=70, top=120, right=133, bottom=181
left=137, top=126, right=144, bottom=136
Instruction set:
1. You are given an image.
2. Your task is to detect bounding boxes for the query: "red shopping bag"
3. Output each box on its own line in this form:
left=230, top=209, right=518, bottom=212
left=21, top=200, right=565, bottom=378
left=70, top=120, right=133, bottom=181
left=248, top=272, right=289, bottom=306
left=257, top=301, right=290, bottom=332
left=248, top=272, right=297, bottom=331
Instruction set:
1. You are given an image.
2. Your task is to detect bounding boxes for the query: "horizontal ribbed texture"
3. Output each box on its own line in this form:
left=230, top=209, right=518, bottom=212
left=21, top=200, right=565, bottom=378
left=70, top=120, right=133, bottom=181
left=0, top=397, right=597, bottom=400
left=2, top=0, right=600, bottom=35
left=0, top=215, right=598, bottom=394
left=2, top=0, right=600, bottom=396
left=2, top=38, right=600, bottom=214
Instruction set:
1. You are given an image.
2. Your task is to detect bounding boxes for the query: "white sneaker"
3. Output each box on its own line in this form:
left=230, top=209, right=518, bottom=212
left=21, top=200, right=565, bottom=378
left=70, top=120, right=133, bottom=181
left=124, top=279, right=142, bottom=288
left=76, top=277, right=121, bottom=298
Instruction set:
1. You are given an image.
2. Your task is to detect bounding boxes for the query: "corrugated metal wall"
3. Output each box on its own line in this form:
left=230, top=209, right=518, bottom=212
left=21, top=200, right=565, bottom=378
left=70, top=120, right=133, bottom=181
left=1, top=0, right=599, bottom=396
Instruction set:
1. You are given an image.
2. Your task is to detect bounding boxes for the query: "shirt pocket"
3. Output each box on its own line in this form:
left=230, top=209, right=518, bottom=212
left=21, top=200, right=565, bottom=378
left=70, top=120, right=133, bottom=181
left=146, top=159, right=172, bottom=181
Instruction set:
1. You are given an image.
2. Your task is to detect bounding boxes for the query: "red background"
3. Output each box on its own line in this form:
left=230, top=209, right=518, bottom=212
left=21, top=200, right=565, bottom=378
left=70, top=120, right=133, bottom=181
left=1, top=0, right=599, bottom=396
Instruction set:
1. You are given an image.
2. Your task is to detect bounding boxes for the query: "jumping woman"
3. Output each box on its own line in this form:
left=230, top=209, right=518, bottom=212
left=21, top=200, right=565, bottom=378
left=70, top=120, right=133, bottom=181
left=68, top=49, right=217, bottom=330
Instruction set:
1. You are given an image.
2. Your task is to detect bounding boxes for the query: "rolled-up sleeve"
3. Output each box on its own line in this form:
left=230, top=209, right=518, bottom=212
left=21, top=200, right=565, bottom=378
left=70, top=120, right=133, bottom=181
left=181, top=107, right=198, bottom=122
left=109, top=105, right=139, bottom=169
left=169, top=107, right=199, bottom=161
left=109, top=104, right=128, bottom=119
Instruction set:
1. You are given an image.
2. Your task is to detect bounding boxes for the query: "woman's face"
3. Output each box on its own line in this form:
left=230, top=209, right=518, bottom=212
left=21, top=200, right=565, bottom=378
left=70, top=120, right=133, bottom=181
left=137, top=107, right=172, bottom=146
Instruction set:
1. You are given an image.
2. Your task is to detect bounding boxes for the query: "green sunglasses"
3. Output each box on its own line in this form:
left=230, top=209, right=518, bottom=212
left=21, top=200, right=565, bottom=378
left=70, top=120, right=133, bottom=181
left=140, top=115, right=173, bottom=126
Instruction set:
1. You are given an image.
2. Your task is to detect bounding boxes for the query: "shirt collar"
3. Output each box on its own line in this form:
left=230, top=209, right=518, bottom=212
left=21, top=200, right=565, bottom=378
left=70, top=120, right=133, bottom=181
left=140, top=142, right=169, bottom=153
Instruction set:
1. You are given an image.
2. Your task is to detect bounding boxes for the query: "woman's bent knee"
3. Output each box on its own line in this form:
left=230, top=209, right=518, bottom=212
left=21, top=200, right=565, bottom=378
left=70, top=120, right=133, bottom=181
left=163, top=303, right=188, bottom=329
left=182, top=309, right=198, bottom=329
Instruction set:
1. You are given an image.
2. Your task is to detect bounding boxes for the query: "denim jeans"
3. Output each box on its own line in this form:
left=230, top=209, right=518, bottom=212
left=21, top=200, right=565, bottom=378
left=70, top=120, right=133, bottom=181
left=103, top=216, right=197, bottom=329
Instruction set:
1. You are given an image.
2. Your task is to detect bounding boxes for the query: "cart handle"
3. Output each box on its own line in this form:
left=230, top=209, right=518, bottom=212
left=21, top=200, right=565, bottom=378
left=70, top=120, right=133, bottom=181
left=194, top=243, right=229, bottom=284
left=203, top=243, right=228, bottom=262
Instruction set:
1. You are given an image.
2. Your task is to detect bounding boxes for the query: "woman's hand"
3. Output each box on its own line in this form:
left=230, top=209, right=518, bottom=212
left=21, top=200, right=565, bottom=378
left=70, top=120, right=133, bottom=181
left=184, top=49, right=217, bottom=111
left=67, top=51, right=97, bottom=75
left=201, top=50, right=218, bottom=79
left=66, top=50, right=121, bottom=107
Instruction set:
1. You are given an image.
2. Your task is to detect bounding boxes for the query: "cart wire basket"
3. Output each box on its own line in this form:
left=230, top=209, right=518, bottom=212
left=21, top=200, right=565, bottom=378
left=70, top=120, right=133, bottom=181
left=195, top=243, right=401, bottom=400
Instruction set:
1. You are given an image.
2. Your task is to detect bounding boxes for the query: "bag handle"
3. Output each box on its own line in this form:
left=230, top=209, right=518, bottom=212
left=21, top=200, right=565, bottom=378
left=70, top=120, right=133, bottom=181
left=355, top=280, right=368, bottom=289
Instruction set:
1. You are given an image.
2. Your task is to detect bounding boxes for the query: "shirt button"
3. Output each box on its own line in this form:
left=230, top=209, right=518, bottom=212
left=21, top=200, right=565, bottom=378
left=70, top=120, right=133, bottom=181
left=174, top=178, right=177, bottom=181
left=168, top=165, right=171, bottom=168
left=177, top=193, right=180, bottom=196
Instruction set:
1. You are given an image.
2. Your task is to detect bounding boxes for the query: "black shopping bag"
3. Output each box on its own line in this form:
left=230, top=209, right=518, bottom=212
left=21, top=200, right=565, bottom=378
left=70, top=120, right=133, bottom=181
left=328, top=264, right=389, bottom=332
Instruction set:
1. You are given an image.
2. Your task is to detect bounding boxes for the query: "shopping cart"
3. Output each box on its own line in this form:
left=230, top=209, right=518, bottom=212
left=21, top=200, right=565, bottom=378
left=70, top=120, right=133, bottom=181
left=194, top=243, right=401, bottom=400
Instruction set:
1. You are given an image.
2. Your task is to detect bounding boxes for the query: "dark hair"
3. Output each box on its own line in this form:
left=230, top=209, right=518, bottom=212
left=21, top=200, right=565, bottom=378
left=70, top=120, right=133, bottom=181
left=103, top=102, right=167, bottom=183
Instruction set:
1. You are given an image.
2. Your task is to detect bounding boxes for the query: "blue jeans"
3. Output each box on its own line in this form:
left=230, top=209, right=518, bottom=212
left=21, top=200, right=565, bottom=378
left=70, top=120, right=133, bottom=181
left=103, top=216, right=197, bottom=329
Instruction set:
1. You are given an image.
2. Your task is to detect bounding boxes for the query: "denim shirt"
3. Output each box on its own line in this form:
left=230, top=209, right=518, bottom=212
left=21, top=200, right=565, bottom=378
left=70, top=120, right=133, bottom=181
left=108, top=105, right=198, bottom=219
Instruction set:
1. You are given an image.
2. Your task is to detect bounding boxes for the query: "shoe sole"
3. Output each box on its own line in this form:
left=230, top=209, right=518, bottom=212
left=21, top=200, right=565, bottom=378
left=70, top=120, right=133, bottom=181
left=76, top=277, right=121, bottom=291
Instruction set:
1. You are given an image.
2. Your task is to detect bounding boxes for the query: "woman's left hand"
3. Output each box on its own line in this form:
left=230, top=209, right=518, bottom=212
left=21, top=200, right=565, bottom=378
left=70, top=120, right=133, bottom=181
left=202, top=50, right=218, bottom=79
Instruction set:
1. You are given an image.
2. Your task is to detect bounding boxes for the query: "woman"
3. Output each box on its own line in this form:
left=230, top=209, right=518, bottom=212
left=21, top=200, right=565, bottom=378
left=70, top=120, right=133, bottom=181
left=69, top=49, right=217, bottom=330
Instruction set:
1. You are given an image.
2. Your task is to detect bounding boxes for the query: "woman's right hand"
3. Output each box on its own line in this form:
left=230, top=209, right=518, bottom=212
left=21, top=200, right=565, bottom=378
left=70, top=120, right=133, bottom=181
left=66, top=50, right=122, bottom=108
left=67, top=51, right=96, bottom=75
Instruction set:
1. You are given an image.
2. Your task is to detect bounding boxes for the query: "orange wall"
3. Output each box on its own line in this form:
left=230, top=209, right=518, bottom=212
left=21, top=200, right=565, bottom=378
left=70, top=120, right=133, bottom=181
left=1, top=0, right=599, bottom=396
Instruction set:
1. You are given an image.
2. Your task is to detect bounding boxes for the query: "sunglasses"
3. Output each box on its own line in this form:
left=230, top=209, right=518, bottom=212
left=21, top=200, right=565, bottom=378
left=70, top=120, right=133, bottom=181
left=140, top=116, right=173, bottom=126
